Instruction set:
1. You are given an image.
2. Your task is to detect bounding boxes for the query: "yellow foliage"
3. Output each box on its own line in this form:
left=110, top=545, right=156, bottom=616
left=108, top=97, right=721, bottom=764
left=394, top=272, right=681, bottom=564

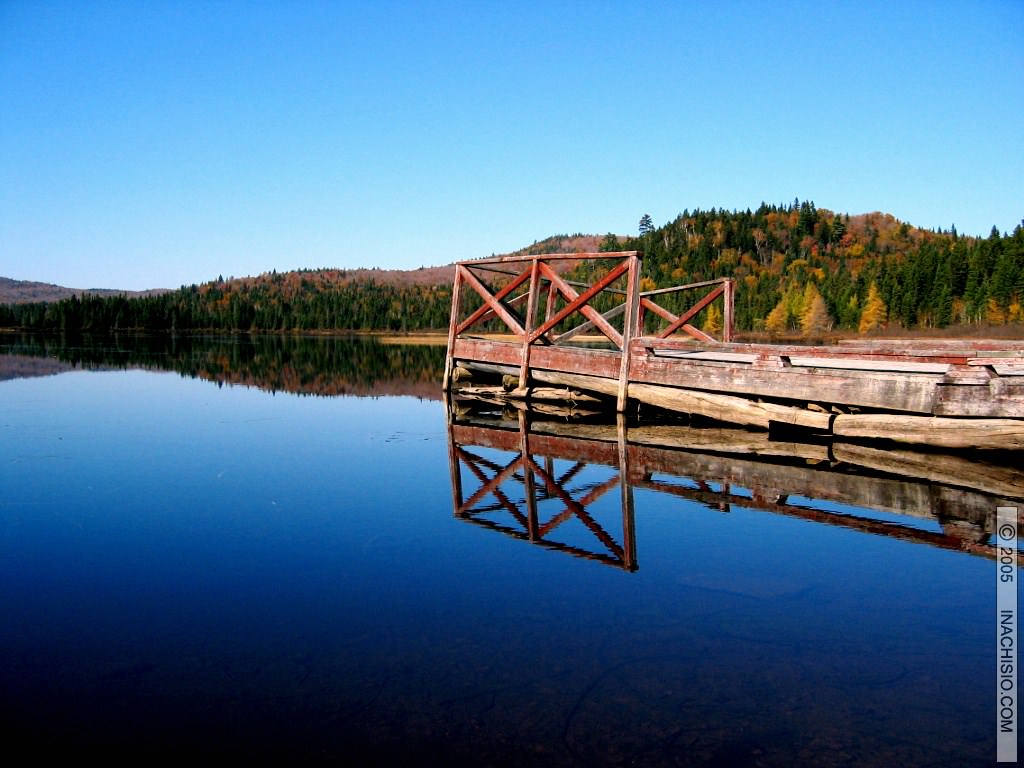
left=639, top=276, right=657, bottom=293
left=858, top=282, right=887, bottom=334
left=985, top=298, right=1007, bottom=325
left=715, top=248, right=738, bottom=269
left=784, top=284, right=806, bottom=320
left=952, top=297, right=967, bottom=324
left=765, top=299, right=789, bottom=333
left=800, top=283, right=832, bottom=336
left=1008, top=299, right=1023, bottom=323
left=702, top=303, right=722, bottom=335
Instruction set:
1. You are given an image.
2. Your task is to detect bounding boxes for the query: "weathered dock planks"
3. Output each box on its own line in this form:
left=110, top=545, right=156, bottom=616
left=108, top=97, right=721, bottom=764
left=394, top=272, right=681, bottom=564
left=444, top=251, right=1024, bottom=450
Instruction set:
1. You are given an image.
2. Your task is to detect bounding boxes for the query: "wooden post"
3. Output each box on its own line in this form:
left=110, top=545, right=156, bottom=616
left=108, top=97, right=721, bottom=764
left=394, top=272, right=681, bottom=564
left=519, top=258, right=542, bottom=389
left=723, top=278, right=734, bottom=343
left=442, top=266, right=464, bottom=391
left=520, top=410, right=538, bottom=541
left=617, top=252, right=642, bottom=412
left=445, top=394, right=465, bottom=516
left=544, top=277, right=558, bottom=327
left=617, top=413, right=637, bottom=571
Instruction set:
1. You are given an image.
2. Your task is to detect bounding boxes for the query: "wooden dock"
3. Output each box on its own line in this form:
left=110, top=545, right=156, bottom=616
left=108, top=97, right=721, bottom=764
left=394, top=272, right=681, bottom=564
left=443, top=251, right=1024, bottom=450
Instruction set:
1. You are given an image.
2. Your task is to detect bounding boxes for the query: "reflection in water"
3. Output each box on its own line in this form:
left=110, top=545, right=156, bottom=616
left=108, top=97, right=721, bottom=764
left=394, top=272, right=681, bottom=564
left=449, top=399, right=1024, bottom=569
left=1, top=344, right=1017, bottom=764
left=0, top=332, right=445, bottom=398
left=451, top=411, right=638, bottom=570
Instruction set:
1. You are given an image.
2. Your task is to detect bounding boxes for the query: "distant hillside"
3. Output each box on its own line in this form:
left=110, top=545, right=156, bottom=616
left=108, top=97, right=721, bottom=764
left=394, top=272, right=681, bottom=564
left=0, top=277, right=169, bottom=304
left=1, top=234, right=613, bottom=305
left=501, top=234, right=611, bottom=258
left=213, top=234, right=611, bottom=292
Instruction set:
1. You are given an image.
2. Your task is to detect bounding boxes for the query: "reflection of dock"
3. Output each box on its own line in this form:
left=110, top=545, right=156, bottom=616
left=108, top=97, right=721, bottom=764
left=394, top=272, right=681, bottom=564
left=450, top=413, right=637, bottom=570
left=448, top=401, right=1024, bottom=570
left=443, top=252, right=1024, bottom=449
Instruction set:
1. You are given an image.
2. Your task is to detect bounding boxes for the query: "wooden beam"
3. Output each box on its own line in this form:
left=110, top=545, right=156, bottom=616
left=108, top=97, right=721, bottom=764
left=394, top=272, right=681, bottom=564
left=519, top=259, right=542, bottom=387
left=617, top=413, right=638, bottom=570
left=457, top=250, right=639, bottom=266
left=639, top=297, right=678, bottom=324
left=552, top=303, right=626, bottom=345
left=531, top=260, right=627, bottom=348
left=453, top=337, right=623, bottom=380
left=442, top=267, right=464, bottom=391
left=630, top=342, right=943, bottom=414
left=831, top=442, right=1024, bottom=500
left=455, top=264, right=530, bottom=337
left=471, top=289, right=531, bottom=327
left=627, top=382, right=831, bottom=430
left=655, top=284, right=724, bottom=339
left=641, top=337, right=1024, bottom=364
left=617, top=251, right=641, bottom=412
left=833, top=414, right=1024, bottom=450
left=722, top=279, right=734, bottom=343
left=639, top=277, right=730, bottom=297
left=679, top=324, right=715, bottom=343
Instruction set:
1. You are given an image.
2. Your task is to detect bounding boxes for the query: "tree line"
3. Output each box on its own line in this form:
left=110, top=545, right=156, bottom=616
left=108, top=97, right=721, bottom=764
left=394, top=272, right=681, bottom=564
left=0, top=271, right=453, bottom=334
left=2, top=201, right=1022, bottom=336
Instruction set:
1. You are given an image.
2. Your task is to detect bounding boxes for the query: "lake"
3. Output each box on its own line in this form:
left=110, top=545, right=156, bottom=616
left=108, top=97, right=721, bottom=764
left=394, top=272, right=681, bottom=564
left=1, top=334, right=1018, bottom=765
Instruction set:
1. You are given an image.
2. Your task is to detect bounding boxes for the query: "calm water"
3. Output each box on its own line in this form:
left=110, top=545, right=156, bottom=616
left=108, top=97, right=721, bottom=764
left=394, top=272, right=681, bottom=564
left=1, top=335, right=1017, bottom=765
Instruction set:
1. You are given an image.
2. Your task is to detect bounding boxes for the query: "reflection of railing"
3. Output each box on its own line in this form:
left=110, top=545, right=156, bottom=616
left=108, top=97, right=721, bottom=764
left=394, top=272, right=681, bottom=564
left=447, top=402, right=1024, bottom=570
left=449, top=412, right=637, bottom=571
left=443, top=252, right=735, bottom=410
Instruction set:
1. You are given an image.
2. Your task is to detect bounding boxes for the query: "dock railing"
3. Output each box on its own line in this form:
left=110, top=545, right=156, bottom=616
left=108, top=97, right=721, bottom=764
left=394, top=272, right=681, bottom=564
left=639, top=277, right=734, bottom=343
left=443, top=251, right=735, bottom=410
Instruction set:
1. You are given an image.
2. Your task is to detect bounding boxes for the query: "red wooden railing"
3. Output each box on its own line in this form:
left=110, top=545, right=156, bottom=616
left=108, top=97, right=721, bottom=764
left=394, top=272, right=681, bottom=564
left=639, top=277, right=734, bottom=343
left=443, top=251, right=734, bottom=410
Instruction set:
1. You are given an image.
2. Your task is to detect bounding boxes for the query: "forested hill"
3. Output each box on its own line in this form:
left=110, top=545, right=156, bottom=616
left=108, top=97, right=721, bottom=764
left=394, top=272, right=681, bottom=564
left=1, top=207, right=1021, bottom=335
left=0, top=234, right=606, bottom=333
left=620, top=203, right=1023, bottom=334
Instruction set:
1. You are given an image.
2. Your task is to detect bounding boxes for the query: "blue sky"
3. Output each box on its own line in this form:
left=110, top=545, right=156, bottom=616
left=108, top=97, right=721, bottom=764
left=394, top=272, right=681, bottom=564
left=2, top=1, right=1022, bottom=290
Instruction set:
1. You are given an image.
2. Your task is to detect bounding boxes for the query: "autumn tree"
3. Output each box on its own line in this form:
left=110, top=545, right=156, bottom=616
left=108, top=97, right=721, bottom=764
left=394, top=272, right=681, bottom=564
left=765, top=297, right=790, bottom=333
left=858, top=282, right=888, bottom=334
left=800, top=283, right=832, bottom=336
left=702, top=303, right=722, bottom=335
